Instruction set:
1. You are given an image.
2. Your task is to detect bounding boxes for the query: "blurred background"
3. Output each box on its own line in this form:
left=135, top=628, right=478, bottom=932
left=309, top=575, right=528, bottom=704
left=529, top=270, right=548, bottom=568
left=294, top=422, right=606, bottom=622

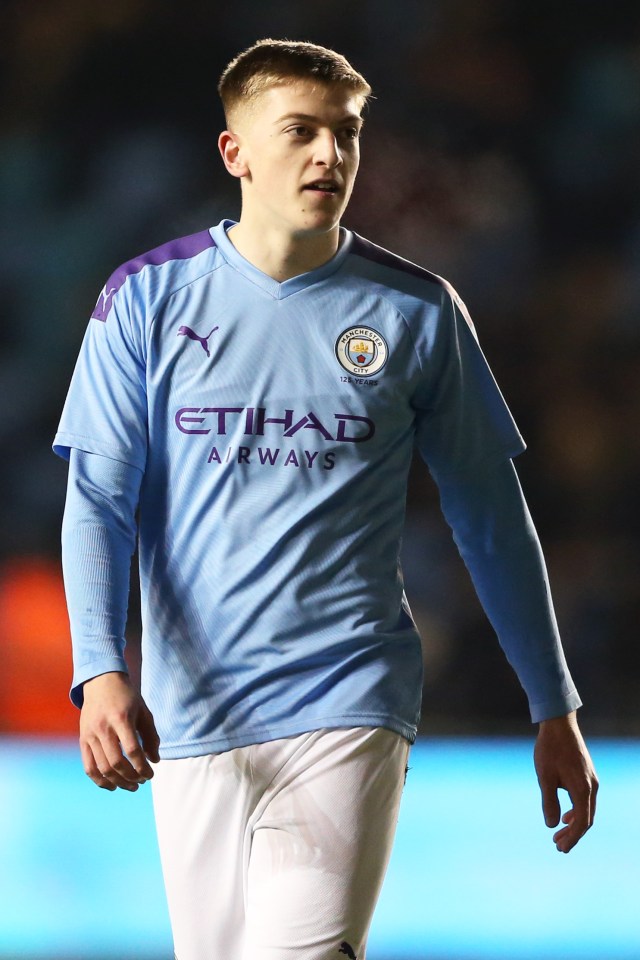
left=0, top=0, right=638, bottom=957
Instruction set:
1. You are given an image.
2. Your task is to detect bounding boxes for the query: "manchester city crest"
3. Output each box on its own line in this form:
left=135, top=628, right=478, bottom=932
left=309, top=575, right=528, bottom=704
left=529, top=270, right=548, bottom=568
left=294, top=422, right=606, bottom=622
left=335, top=326, right=388, bottom=377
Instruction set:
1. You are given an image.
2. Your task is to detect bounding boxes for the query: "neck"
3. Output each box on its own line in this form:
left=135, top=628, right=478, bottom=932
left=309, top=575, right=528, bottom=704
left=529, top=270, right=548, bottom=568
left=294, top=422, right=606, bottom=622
left=227, top=217, right=341, bottom=282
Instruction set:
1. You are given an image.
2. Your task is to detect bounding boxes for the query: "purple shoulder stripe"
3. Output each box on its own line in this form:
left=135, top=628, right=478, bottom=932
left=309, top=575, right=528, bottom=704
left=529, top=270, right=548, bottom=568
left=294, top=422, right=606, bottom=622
left=351, top=233, right=443, bottom=289
left=91, top=229, right=216, bottom=321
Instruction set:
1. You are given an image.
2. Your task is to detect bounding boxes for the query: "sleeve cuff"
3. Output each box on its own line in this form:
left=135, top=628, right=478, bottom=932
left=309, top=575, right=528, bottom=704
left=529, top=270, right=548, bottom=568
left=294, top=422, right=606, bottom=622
left=529, top=689, right=583, bottom=723
left=70, top=657, right=129, bottom=708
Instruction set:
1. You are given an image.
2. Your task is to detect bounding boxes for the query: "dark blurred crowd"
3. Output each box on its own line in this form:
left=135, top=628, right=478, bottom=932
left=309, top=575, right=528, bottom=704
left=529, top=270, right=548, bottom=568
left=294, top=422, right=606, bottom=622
left=1, top=0, right=638, bottom=735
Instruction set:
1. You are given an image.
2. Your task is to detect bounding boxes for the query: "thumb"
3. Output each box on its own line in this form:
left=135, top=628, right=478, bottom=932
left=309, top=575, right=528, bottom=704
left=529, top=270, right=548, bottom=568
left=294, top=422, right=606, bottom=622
left=138, top=703, right=161, bottom=763
left=541, top=785, right=561, bottom=827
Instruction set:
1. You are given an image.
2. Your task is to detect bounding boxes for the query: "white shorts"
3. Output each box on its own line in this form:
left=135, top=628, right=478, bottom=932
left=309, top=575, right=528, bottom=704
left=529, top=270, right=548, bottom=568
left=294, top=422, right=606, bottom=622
left=151, top=726, right=410, bottom=960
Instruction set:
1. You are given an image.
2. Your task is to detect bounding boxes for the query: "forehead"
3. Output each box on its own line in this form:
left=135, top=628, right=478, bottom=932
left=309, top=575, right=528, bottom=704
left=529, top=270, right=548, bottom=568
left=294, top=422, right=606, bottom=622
left=246, top=79, right=365, bottom=127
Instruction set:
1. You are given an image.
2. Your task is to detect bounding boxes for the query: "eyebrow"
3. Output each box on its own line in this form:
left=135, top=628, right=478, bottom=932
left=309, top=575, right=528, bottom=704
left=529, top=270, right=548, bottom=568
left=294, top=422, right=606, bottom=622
left=274, top=112, right=364, bottom=127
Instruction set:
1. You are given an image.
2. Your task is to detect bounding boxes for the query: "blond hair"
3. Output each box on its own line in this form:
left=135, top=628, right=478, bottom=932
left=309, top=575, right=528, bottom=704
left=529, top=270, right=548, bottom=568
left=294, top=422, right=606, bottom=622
left=218, top=39, right=372, bottom=124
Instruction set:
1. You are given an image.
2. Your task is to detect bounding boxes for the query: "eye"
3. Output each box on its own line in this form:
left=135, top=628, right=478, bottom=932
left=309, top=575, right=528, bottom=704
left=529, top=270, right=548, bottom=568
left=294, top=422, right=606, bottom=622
left=341, top=127, right=361, bottom=141
left=287, top=125, right=312, bottom=138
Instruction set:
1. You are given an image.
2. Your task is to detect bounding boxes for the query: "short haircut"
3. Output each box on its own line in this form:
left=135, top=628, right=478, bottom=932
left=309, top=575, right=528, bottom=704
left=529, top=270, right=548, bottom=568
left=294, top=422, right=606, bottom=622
left=218, top=39, right=372, bottom=124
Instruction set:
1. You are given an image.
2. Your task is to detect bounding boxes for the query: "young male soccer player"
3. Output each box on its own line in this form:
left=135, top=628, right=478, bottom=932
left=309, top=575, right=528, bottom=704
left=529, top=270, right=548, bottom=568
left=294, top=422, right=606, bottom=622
left=55, top=39, right=598, bottom=960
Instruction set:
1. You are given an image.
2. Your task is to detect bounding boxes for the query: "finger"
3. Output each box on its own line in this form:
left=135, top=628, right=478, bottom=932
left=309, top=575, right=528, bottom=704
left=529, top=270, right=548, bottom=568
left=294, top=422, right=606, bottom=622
left=540, top=785, right=561, bottom=828
left=87, top=734, right=140, bottom=792
left=119, top=711, right=160, bottom=776
left=553, top=819, right=585, bottom=853
left=568, top=784, right=591, bottom=834
left=82, top=736, right=134, bottom=791
left=115, top=718, right=155, bottom=779
left=80, top=739, right=116, bottom=790
left=553, top=797, right=591, bottom=853
left=552, top=824, right=574, bottom=852
left=138, top=707, right=161, bottom=764
left=101, top=730, right=147, bottom=785
left=589, top=775, right=599, bottom=827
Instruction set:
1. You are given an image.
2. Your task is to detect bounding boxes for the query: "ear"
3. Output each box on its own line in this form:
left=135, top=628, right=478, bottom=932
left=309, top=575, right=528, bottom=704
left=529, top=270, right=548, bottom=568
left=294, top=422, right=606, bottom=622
left=218, top=131, right=249, bottom=179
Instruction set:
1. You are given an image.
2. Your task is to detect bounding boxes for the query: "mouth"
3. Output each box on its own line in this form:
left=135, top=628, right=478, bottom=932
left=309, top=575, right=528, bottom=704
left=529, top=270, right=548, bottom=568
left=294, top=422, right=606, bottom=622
left=303, top=180, right=340, bottom=194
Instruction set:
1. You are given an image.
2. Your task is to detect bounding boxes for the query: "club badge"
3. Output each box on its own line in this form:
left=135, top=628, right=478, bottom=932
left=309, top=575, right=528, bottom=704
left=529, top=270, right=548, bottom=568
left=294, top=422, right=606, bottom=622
left=335, top=326, right=388, bottom=377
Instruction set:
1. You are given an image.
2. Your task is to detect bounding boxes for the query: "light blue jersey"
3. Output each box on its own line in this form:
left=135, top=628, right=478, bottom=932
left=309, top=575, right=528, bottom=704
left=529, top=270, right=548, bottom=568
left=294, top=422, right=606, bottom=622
left=55, top=221, right=529, bottom=758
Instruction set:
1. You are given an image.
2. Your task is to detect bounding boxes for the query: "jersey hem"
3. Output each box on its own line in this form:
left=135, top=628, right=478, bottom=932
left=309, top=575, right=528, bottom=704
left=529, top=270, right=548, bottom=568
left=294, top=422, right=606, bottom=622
left=157, top=713, right=418, bottom=759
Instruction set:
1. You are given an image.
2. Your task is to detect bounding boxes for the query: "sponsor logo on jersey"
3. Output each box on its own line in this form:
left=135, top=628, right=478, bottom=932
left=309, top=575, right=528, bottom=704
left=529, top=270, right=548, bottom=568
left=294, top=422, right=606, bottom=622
left=175, top=406, right=375, bottom=471
left=205, top=445, right=336, bottom=470
left=335, top=326, right=388, bottom=378
left=177, top=324, right=219, bottom=357
left=91, top=286, right=118, bottom=322
left=175, top=406, right=375, bottom=442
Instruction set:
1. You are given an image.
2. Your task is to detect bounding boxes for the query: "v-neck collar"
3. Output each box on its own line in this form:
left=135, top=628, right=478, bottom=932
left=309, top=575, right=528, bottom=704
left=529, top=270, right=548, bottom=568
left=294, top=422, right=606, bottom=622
left=209, top=220, right=353, bottom=300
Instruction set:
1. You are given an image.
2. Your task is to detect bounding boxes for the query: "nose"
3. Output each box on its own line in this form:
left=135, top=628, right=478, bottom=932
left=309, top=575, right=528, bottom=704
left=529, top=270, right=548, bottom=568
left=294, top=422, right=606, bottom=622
left=313, top=131, right=343, bottom=168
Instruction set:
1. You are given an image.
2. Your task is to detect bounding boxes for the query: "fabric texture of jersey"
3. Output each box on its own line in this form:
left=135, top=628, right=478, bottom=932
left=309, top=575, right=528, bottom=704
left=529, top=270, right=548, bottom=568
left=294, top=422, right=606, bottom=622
left=54, top=221, right=528, bottom=758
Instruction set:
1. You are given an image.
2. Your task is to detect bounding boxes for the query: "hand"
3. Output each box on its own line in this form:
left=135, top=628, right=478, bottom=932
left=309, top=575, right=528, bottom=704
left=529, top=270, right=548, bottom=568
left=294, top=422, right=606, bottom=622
left=79, top=671, right=160, bottom=792
left=534, top=711, right=598, bottom=853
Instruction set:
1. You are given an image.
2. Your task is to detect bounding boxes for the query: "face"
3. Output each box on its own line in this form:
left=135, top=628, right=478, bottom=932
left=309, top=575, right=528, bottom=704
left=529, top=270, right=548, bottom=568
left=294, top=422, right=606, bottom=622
left=222, top=79, right=364, bottom=238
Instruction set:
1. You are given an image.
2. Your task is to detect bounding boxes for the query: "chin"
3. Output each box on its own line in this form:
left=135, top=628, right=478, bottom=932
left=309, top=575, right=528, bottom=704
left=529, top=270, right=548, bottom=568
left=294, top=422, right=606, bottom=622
left=294, top=215, right=342, bottom=236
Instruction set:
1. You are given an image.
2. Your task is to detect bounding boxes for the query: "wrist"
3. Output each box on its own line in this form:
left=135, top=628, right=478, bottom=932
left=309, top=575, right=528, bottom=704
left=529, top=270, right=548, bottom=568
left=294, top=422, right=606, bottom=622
left=538, top=710, right=577, bottom=729
left=82, top=671, right=130, bottom=696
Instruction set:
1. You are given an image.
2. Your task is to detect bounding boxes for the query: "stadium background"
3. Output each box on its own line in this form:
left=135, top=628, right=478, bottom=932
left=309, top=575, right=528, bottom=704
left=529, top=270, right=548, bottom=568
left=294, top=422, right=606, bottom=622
left=0, top=1, right=638, bottom=957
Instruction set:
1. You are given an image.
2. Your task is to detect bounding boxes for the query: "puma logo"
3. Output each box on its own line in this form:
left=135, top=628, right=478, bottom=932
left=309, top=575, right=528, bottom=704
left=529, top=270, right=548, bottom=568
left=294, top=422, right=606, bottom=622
left=92, top=286, right=118, bottom=321
left=338, top=942, right=357, bottom=960
left=177, top=324, right=219, bottom=357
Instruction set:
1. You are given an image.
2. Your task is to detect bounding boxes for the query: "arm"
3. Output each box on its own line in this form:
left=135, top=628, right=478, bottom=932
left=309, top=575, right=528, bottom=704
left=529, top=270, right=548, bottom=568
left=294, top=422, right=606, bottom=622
left=435, top=456, right=598, bottom=850
left=62, top=447, right=160, bottom=791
